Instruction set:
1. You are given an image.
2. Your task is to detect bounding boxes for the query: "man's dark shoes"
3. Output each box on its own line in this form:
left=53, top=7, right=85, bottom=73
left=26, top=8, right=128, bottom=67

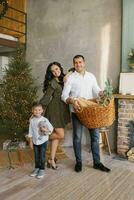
left=93, top=163, right=111, bottom=173
left=75, top=162, right=82, bottom=172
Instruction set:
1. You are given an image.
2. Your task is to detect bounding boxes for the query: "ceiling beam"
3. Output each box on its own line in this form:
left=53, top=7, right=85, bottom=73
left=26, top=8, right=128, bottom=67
left=0, top=38, right=17, bottom=48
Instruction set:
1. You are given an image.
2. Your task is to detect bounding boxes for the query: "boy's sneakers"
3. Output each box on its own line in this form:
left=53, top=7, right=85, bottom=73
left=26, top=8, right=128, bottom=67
left=36, top=169, right=45, bottom=179
left=30, top=168, right=39, bottom=177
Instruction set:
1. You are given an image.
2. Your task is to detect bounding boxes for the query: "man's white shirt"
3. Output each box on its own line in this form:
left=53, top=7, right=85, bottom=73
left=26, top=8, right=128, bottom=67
left=61, top=71, right=101, bottom=112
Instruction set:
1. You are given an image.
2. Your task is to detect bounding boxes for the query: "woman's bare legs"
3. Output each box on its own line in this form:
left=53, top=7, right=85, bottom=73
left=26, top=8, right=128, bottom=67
left=48, top=128, right=64, bottom=169
left=49, top=128, right=64, bottom=140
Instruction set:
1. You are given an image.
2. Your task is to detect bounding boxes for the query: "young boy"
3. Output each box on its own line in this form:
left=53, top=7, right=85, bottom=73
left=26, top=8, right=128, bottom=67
left=28, top=102, right=53, bottom=179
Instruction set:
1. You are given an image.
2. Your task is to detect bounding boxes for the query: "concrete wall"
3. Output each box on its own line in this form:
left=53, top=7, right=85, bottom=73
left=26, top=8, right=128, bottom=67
left=26, top=0, right=121, bottom=149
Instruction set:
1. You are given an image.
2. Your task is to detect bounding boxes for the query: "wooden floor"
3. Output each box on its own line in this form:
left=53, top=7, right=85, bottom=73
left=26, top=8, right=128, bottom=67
left=0, top=147, right=134, bottom=200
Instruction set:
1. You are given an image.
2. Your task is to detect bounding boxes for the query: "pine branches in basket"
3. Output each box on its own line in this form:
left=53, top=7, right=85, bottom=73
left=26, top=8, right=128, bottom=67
left=96, top=79, right=113, bottom=107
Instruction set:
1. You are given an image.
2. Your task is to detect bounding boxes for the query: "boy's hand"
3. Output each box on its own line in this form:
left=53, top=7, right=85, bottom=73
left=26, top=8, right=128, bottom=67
left=40, top=126, right=48, bottom=132
left=30, top=142, right=33, bottom=150
left=40, top=127, right=50, bottom=135
left=29, top=140, right=33, bottom=150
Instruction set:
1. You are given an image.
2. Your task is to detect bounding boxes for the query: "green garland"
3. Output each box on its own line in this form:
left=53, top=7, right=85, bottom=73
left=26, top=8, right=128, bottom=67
left=0, top=0, right=8, bottom=19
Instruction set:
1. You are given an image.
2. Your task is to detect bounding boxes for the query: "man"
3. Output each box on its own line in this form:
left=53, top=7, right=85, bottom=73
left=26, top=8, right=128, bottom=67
left=62, top=55, right=110, bottom=173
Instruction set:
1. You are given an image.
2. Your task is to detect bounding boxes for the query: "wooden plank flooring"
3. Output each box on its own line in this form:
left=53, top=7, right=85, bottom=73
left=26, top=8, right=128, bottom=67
left=0, top=147, right=134, bottom=200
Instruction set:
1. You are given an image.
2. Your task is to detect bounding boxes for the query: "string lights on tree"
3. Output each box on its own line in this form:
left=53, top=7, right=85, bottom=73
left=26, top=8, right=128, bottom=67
left=0, top=45, right=38, bottom=137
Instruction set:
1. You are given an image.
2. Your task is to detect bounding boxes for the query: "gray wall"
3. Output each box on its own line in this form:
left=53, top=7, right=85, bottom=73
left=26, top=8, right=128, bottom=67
left=26, top=0, right=121, bottom=149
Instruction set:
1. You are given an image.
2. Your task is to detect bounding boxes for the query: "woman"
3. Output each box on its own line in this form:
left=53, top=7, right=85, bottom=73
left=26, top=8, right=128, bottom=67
left=40, top=62, right=70, bottom=169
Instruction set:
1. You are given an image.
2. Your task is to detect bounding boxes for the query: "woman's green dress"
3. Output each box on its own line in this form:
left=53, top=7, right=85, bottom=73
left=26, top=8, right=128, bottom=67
left=40, top=79, right=70, bottom=128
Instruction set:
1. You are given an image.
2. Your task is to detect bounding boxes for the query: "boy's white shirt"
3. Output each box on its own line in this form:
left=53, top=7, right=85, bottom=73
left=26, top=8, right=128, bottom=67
left=28, top=116, right=53, bottom=145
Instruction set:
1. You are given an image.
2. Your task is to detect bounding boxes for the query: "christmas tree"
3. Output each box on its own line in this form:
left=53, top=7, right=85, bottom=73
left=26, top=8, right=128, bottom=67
left=0, top=46, right=37, bottom=138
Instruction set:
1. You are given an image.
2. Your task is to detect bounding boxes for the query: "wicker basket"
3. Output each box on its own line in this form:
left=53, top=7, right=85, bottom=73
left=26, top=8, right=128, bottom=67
left=75, top=98, right=115, bottom=129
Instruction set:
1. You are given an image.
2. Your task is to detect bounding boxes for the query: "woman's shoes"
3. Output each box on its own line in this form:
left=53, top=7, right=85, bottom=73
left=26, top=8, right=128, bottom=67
left=54, top=157, right=57, bottom=163
left=47, top=158, right=58, bottom=170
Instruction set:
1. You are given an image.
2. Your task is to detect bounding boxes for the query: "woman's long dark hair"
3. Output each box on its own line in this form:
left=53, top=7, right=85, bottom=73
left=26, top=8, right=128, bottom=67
left=43, top=62, right=65, bottom=93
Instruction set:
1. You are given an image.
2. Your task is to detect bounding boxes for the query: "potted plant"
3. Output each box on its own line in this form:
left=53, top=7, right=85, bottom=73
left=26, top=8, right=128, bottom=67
left=128, top=48, right=134, bottom=69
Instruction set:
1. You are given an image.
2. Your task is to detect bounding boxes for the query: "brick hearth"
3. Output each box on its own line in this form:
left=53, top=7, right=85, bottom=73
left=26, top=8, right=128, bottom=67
left=117, top=98, right=134, bottom=157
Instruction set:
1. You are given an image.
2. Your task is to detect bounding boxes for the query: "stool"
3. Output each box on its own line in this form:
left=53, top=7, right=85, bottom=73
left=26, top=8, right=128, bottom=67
left=100, top=127, right=112, bottom=156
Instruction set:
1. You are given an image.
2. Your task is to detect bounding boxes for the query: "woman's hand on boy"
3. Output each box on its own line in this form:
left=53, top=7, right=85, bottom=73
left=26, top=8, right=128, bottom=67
left=29, top=114, right=34, bottom=122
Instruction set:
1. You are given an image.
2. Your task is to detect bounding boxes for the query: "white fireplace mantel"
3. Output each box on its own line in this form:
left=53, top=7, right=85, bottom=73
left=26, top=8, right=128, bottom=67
left=114, top=94, right=134, bottom=99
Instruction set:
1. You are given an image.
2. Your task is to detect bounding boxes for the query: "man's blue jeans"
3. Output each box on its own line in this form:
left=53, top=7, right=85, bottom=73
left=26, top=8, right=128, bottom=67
left=72, top=113, right=100, bottom=165
left=33, top=141, right=47, bottom=169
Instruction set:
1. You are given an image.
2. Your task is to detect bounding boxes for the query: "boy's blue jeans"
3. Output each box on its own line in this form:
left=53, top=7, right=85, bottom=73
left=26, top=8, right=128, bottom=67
left=71, top=113, right=100, bottom=165
left=33, top=141, right=47, bottom=170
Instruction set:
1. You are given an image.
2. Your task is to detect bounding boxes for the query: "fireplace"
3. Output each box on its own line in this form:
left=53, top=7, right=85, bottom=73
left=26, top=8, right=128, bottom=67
left=115, top=94, right=134, bottom=157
